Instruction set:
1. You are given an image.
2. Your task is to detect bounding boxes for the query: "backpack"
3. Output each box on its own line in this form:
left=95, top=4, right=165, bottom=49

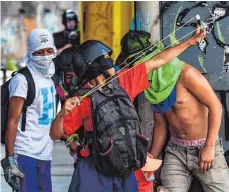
left=90, top=79, right=149, bottom=176
left=1, top=67, right=35, bottom=144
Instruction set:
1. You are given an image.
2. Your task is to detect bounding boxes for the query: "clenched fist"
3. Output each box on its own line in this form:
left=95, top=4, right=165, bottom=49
left=58, top=97, right=81, bottom=116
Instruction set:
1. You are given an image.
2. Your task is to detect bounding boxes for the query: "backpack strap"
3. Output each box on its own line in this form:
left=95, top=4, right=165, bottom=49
left=16, top=67, right=35, bottom=132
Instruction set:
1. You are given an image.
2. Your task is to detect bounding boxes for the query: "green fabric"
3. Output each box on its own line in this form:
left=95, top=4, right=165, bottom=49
left=6, top=58, right=18, bottom=71
left=127, top=35, right=150, bottom=54
left=121, top=30, right=151, bottom=55
left=131, top=41, right=184, bottom=104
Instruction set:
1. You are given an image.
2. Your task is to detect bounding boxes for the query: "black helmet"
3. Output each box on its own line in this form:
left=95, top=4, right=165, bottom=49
left=54, top=47, right=81, bottom=98
left=56, top=47, right=75, bottom=72
left=71, top=40, right=112, bottom=82
left=62, top=9, right=78, bottom=27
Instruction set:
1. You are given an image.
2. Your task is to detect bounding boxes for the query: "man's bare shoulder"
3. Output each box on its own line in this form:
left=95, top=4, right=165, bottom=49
left=181, top=63, right=204, bottom=82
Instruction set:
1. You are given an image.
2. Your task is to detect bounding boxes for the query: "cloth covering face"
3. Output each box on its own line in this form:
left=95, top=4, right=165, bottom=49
left=25, top=28, right=57, bottom=77
left=152, top=85, right=177, bottom=113
left=131, top=42, right=184, bottom=105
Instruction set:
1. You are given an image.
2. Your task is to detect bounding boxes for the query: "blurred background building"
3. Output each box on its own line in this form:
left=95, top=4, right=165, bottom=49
left=1, top=1, right=135, bottom=79
left=1, top=1, right=80, bottom=71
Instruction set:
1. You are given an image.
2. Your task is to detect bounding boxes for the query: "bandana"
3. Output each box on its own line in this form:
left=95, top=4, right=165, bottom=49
left=130, top=42, right=184, bottom=104
left=24, top=28, right=57, bottom=77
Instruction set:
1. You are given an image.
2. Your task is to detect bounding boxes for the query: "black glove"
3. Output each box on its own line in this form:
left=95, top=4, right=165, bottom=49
left=1, top=156, right=24, bottom=191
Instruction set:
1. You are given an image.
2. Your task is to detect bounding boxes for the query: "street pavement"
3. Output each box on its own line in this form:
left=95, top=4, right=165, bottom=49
left=1, top=141, right=74, bottom=192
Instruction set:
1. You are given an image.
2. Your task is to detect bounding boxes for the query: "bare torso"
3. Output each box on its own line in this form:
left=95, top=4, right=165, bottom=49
left=164, top=64, right=209, bottom=140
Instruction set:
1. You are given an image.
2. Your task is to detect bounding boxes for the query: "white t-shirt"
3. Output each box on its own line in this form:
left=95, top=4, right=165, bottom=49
left=9, top=67, right=56, bottom=160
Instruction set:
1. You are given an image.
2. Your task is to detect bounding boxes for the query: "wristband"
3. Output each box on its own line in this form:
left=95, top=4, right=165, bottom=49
left=66, top=134, right=80, bottom=148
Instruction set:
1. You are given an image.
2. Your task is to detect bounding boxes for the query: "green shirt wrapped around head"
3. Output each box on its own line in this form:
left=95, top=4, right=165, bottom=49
left=131, top=41, right=184, bottom=104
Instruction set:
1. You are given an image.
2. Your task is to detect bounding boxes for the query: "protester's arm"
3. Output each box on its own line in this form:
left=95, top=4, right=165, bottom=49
left=2, top=98, right=25, bottom=191
left=5, top=97, right=24, bottom=156
left=53, top=32, right=72, bottom=55
left=57, top=43, right=72, bottom=55
left=145, top=25, right=206, bottom=73
left=50, top=114, right=65, bottom=140
left=50, top=97, right=80, bottom=140
left=150, top=113, right=168, bottom=158
left=183, top=65, right=222, bottom=173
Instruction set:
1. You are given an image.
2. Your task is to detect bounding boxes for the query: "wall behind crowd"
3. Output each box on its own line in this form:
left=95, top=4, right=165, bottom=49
left=80, top=1, right=134, bottom=61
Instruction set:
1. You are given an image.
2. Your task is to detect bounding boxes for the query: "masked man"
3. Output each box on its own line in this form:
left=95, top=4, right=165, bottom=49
left=1, top=29, right=57, bottom=192
left=118, top=29, right=229, bottom=192
left=53, top=9, right=80, bottom=56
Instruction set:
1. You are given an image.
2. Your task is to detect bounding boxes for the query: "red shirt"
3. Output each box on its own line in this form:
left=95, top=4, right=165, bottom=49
left=64, top=63, right=149, bottom=135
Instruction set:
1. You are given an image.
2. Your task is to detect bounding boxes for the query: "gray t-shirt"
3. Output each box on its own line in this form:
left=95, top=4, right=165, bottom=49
left=9, top=67, right=56, bottom=160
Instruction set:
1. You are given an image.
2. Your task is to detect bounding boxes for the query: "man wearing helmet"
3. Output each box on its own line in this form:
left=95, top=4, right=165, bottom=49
left=54, top=47, right=79, bottom=106
left=53, top=9, right=80, bottom=55
left=50, top=26, right=206, bottom=191
left=55, top=47, right=91, bottom=166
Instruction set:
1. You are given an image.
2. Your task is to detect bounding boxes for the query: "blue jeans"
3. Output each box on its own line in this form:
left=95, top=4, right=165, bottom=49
left=16, top=154, right=52, bottom=192
left=68, top=157, right=138, bottom=192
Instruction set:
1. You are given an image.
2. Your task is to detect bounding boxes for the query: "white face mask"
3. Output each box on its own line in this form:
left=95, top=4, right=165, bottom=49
left=29, top=54, right=56, bottom=76
left=31, top=55, right=55, bottom=66
left=30, top=53, right=56, bottom=66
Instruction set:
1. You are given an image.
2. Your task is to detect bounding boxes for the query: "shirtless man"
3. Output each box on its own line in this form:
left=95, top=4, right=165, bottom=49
left=151, top=64, right=229, bottom=192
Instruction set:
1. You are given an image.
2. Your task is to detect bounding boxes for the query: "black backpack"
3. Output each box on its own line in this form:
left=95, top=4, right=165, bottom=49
left=90, top=79, right=148, bottom=176
left=1, top=67, right=35, bottom=144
